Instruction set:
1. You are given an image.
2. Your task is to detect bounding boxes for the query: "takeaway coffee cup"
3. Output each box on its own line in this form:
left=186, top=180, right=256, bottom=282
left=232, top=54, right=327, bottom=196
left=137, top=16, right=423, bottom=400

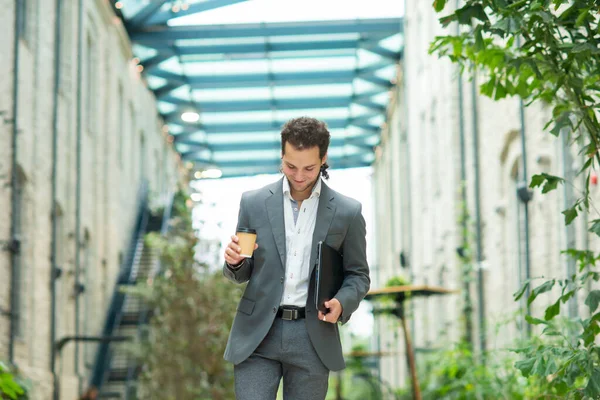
left=236, top=228, right=257, bottom=258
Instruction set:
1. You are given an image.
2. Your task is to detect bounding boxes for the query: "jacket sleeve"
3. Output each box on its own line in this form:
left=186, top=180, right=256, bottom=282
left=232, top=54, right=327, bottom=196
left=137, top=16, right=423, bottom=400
left=334, top=203, right=370, bottom=325
left=222, top=194, right=254, bottom=284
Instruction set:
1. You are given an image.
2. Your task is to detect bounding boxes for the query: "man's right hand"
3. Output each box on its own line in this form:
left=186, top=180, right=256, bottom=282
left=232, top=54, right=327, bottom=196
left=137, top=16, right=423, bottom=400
left=224, top=235, right=258, bottom=266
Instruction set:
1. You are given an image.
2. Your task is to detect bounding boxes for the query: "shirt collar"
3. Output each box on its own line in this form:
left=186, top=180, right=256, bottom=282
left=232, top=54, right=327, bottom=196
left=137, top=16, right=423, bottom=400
left=283, top=176, right=322, bottom=199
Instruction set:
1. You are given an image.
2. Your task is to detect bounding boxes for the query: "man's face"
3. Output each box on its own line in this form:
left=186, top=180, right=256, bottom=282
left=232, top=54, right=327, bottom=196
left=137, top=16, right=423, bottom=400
left=281, top=142, right=326, bottom=195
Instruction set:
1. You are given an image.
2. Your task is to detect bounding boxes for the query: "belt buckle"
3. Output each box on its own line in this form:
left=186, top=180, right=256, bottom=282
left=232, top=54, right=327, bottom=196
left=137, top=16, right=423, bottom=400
left=282, top=309, right=297, bottom=321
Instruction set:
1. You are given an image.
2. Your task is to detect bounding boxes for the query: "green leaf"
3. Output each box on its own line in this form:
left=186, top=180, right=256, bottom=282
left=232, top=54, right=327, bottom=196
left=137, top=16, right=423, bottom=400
left=433, top=0, right=447, bottom=12
left=528, top=280, right=555, bottom=306
left=562, top=206, right=578, bottom=225
left=507, top=0, right=527, bottom=9
left=491, top=17, right=521, bottom=34
left=590, top=219, right=600, bottom=238
left=515, top=357, right=536, bottom=376
left=480, top=76, right=496, bottom=97
left=525, top=314, right=548, bottom=325
left=545, top=298, right=561, bottom=320
left=474, top=25, right=484, bottom=50
left=541, top=326, right=561, bottom=336
left=529, top=173, right=564, bottom=193
left=514, top=281, right=530, bottom=301
left=560, top=289, right=575, bottom=304
left=578, top=156, right=593, bottom=175
left=584, top=368, right=600, bottom=398
left=531, top=10, right=553, bottom=23
left=572, top=42, right=600, bottom=54
left=575, top=7, right=592, bottom=27
left=544, top=357, right=558, bottom=376
left=585, top=290, right=600, bottom=313
left=439, top=14, right=457, bottom=27
left=550, top=112, right=573, bottom=136
left=455, top=4, right=488, bottom=25
left=494, top=83, right=507, bottom=100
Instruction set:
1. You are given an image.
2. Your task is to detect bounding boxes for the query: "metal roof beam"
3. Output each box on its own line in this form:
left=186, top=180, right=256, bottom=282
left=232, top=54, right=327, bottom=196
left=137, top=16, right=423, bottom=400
left=350, top=123, right=380, bottom=132
left=185, top=153, right=372, bottom=166
left=358, top=61, right=396, bottom=76
left=363, top=45, right=402, bottom=61
left=151, top=65, right=395, bottom=92
left=202, top=161, right=373, bottom=179
left=166, top=118, right=350, bottom=134
left=147, top=0, right=250, bottom=26
left=130, top=18, right=403, bottom=43
left=359, top=76, right=394, bottom=88
left=175, top=135, right=378, bottom=152
left=161, top=95, right=356, bottom=112
left=168, top=115, right=380, bottom=136
left=353, top=100, right=386, bottom=112
left=128, top=0, right=167, bottom=29
left=154, top=82, right=186, bottom=99
left=161, top=90, right=387, bottom=113
left=147, top=39, right=359, bottom=55
left=187, top=70, right=356, bottom=87
left=141, top=51, right=175, bottom=70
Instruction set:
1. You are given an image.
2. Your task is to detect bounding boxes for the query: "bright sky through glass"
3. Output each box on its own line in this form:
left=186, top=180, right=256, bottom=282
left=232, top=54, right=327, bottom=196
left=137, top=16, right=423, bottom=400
left=169, top=0, right=404, bottom=26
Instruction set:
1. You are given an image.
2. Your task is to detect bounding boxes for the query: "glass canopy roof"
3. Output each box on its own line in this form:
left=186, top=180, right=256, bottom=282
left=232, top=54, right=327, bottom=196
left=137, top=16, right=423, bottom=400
left=113, top=0, right=403, bottom=178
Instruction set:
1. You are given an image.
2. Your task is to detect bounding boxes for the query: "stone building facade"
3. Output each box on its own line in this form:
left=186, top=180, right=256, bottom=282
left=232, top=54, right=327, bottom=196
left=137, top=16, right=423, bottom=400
left=0, top=0, right=181, bottom=398
left=371, top=0, right=600, bottom=391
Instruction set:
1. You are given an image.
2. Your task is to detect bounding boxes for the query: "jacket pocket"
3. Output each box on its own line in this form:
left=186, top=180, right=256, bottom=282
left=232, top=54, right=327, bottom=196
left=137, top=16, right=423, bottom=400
left=237, top=297, right=255, bottom=315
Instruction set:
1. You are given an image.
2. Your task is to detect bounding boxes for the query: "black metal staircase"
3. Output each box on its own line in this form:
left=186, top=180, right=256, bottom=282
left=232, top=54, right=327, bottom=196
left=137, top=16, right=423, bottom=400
left=90, top=184, right=174, bottom=399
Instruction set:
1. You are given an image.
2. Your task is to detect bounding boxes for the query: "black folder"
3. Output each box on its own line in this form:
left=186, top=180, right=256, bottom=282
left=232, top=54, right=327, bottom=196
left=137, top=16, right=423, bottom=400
left=314, top=241, right=344, bottom=313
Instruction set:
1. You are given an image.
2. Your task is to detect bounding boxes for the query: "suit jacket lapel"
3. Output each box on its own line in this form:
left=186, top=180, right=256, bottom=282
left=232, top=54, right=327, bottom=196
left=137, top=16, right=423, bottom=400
left=309, top=182, right=336, bottom=275
left=266, top=178, right=286, bottom=270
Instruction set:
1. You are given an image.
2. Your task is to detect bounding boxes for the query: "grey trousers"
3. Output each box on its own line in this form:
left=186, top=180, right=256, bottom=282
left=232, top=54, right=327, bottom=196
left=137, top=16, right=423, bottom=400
left=234, top=318, right=330, bottom=400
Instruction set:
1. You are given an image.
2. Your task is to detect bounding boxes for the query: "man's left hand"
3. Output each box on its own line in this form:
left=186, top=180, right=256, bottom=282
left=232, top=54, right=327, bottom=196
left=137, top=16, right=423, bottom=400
left=318, top=298, right=343, bottom=324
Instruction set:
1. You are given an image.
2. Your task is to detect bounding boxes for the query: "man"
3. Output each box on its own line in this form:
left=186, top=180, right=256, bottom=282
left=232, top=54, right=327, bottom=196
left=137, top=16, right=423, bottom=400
left=223, top=117, right=370, bottom=400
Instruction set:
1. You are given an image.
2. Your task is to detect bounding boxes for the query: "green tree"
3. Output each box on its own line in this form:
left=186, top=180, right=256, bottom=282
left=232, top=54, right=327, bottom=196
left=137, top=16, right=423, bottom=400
left=0, top=362, right=28, bottom=400
left=126, top=191, right=242, bottom=400
left=430, top=1, right=600, bottom=398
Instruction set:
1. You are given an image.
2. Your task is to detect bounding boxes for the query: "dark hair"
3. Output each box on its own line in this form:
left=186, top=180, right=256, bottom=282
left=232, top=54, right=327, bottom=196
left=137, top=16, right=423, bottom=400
left=281, top=117, right=331, bottom=179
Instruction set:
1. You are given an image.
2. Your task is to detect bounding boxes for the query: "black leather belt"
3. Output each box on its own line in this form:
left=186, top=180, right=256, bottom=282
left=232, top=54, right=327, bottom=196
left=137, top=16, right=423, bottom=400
left=276, top=306, right=306, bottom=320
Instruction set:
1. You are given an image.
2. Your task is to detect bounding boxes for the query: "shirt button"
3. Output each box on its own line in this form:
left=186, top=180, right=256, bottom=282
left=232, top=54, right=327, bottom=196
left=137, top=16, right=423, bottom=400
left=273, top=307, right=277, bottom=313
left=294, top=208, right=298, bottom=211
left=280, top=277, right=284, bottom=283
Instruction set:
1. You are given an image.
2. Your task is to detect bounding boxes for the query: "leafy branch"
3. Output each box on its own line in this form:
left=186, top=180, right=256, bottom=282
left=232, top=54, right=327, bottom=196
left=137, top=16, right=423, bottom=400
left=431, top=0, right=600, bottom=397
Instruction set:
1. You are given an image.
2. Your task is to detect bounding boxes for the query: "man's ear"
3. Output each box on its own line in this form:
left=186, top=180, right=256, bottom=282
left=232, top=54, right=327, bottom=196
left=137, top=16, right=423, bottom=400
left=322, top=154, right=328, bottom=165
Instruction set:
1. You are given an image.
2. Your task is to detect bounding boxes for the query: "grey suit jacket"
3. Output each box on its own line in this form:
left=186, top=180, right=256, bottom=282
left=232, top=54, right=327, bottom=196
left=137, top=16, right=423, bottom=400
left=223, top=177, right=370, bottom=372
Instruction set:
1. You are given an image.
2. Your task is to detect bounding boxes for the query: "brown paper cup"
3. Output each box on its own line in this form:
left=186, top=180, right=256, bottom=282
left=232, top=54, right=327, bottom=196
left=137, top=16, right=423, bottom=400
left=236, top=228, right=257, bottom=258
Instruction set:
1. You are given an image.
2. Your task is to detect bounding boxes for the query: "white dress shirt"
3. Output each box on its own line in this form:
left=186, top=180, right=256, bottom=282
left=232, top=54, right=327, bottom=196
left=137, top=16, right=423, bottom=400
left=280, top=177, right=322, bottom=307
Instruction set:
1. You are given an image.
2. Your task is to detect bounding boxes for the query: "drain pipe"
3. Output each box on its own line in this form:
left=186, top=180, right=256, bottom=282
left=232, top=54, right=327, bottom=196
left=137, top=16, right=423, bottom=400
left=516, top=36, right=533, bottom=336
left=518, top=93, right=533, bottom=336
left=50, top=0, right=63, bottom=398
left=74, top=0, right=84, bottom=388
left=561, top=129, right=578, bottom=317
left=397, top=27, right=416, bottom=363
left=8, top=0, right=24, bottom=365
left=470, top=70, right=486, bottom=353
left=455, top=0, right=473, bottom=348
